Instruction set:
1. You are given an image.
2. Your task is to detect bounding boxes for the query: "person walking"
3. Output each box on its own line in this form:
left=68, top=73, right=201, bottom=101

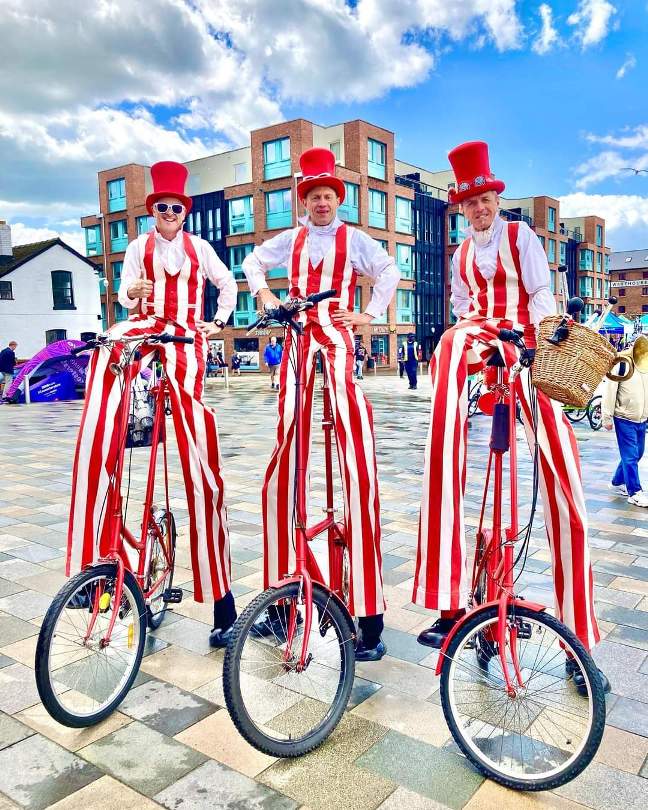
left=404, top=333, right=419, bottom=390
left=397, top=343, right=405, bottom=379
left=231, top=350, right=242, bottom=376
left=354, top=342, right=367, bottom=379
left=603, top=335, right=648, bottom=507
left=264, top=336, right=282, bottom=390
left=0, top=340, right=17, bottom=400
left=243, top=147, right=400, bottom=661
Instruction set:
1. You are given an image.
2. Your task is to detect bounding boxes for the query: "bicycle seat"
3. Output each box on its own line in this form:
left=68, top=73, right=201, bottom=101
left=486, top=350, right=506, bottom=368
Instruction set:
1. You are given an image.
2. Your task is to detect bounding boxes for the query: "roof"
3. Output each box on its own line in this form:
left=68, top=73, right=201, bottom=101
left=610, top=248, right=648, bottom=272
left=0, top=238, right=98, bottom=279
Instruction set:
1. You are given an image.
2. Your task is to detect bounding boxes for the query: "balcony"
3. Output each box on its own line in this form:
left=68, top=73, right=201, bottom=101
left=500, top=209, right=533, bottom=227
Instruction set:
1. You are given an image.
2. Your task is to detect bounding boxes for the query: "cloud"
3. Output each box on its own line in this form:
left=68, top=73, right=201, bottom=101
left=532, top=3, right=560, bottom=55
left=616, top=52, right=637, bottom=79
left=7, top=222, right=86, bottom=256
left=560, top=192, right=648, bottom=249
left=567, top=0, right=617, bottom=49
left=571, top=125, right=648, bottom=189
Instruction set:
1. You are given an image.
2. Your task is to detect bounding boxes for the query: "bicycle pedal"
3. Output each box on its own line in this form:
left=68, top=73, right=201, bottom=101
left=162, top=587, right=183, bottom=604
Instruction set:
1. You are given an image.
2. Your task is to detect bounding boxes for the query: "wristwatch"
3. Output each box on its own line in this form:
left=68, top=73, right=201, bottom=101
left=212, top=318, right=225, bottom=329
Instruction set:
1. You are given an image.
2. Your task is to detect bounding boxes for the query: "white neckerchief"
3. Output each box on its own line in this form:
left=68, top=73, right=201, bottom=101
left=298, top=215, right=343, bottom=266
left=468, top=214, right=503, bottom=247
left=154, top=227, right=185, bottom=274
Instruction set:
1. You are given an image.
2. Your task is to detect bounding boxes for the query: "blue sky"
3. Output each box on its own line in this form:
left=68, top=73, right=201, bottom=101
left=2, top=1, right=647, bottom=251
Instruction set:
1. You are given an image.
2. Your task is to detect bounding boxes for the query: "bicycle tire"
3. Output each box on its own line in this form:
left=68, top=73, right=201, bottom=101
left=35, top=564, right=147, bottom=727
left=564, top=407, right=587, bottom=423
left=146, top=511, right=177, bottom=630
left=223, top=581, right=356, bottom=758
left=587, top=397, right=602, bottom=431
left=440, top=605, right=605, bottom=791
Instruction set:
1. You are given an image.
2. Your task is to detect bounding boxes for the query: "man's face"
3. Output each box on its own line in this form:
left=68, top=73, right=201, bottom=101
left=9, top=342, right=17, bottom=349
left=153, top=196, right=186, bottom=236
left=461, top=191, right=499, bottom=231
left=270, top=337, right=277, bottom=346
left=302, top=186, right=339, bottom=226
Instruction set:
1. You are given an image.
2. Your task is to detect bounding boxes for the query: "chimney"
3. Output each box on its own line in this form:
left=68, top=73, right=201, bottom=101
left=0, top=221, right=12, bottom=258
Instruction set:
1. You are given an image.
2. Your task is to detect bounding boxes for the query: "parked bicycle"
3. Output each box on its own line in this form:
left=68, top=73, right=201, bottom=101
left=223, top=290, right=357, bottom=757
left=35, top=331, right=189, bottom=727
left=563, top=395, right=602, bottom=431
left=436, top=327, right=605, bottom=790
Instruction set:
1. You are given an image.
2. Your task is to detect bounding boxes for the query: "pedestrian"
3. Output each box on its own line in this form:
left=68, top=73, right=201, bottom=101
left=413, top=140, right=608, bottom=693
left=404, top=332, right=419, bottom=389
left=397, top=343, right=405, bottom=378
left=603, top=335, right=648, bottom=507
left=215, top=348, right=227, bottom=377
left=263, top=336, right=283, bottom=390
left=231, top=350, right=242, bottom=376
left=354, top=342, right=367, bottom=379
left=243, top=146, right=400, bottom=661
left=0, top=340, right=17, bottom=400
left=66, top=160, right=239, bottom=648
left=206, top=347, right=218, bottom=377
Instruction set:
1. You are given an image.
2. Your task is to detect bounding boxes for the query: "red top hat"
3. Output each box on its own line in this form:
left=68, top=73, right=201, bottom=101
left=297, top=148, right=345, bottom=203
left=447, top=141, right=505, bottom=204
left=146, top=161, right=192, bottom=215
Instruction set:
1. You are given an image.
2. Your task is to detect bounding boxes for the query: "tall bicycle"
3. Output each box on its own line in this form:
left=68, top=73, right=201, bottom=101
left=437, top=326, right=605, bottom=790
left=35, top=331, right=191, bottom=727
left=223, top=290, right=357, bottom=757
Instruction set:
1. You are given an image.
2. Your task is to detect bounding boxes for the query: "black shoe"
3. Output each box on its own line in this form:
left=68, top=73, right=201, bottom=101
left=355, top=639, right=386, bottom=662
left=209, top=623, right=235, bottom=648
left=565, top=657, right=611, bottom=695
left=408, top=385, right=417, bottom=390
left=252, top=606, right=303, bottom=641
left=417, top=617, right=457, bottom=648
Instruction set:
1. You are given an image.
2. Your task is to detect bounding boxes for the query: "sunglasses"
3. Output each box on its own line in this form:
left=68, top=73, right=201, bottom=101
left=153, top=202, right=186, bottom=215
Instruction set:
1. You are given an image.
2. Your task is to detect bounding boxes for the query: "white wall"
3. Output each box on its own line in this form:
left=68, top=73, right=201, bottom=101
left=0, top=243, right=102, bottom=358
left=185, top=147, right=252, bottom=193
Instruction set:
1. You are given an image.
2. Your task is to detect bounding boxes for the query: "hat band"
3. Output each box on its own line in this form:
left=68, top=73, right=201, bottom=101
left=457, top=175, right=495, bottom=193
left=302, top=171, right=335, bottom=181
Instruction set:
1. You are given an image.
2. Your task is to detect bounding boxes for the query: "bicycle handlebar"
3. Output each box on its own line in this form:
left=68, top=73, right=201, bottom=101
left=70, top=332, right=195, bottom=354
left=247, top=289, right=339, bottom=335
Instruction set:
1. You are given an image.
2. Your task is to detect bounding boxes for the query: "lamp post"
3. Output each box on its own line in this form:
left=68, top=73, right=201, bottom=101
left=96, top=212, right=110, bottom=326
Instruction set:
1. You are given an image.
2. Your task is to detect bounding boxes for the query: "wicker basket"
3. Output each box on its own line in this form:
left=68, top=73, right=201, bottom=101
left=533, top=316, right=616, bottom=407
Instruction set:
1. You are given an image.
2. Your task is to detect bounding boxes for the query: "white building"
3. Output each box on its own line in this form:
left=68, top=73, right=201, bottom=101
left=0, top=222, right=102, bottom=358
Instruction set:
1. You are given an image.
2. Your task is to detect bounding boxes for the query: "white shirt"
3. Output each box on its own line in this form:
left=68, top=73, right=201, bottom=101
left=242, top=216, right=401, bottom=318
left=450, top=215, right=556, bottom=326
left=118, top=228, right=237, bottom=323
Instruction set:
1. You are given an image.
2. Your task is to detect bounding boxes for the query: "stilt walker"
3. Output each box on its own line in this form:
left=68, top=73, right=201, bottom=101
left=243, top=147, right=400, bottom=660
left=66, top=161, right=240, bottom=647
left=413, top=141, right=609, bottom=692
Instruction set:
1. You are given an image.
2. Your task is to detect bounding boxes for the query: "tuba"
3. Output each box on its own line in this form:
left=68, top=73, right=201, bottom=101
left=606, top=335, right=648, bottom=382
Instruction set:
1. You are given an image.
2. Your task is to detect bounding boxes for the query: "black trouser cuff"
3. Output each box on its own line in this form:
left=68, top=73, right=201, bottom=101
left=213, top=590, right=236, bottom=629
left=358, top=614, right=384, bottom=648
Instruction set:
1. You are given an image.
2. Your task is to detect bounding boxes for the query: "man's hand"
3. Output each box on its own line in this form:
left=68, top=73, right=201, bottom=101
left=127, top=279, right=153, bottom=299
left=331, top=311, right=374, bottom=328
left=604, top=422, right=614, bottom=431
left=256, top=288, right=283, bottom=312
left=196, top=320, right=223, bottom=339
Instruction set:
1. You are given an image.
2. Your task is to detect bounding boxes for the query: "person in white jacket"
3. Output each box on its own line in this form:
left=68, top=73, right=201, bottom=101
left=603, top=335, right=648, bottom=507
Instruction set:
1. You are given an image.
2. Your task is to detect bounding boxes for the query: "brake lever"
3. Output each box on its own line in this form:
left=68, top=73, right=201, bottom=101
left=288, top=318, right=304, bottom=335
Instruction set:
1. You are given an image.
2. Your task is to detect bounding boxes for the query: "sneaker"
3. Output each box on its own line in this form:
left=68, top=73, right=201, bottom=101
left=608, top=483, right=628, bottom=496
left=628, top=491, right=648, bottom=507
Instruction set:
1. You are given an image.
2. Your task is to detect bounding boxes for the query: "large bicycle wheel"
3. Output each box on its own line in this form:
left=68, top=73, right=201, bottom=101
left=587, top=397, right=602, bottom=431
left=145, top=510, right=176, bottom=630
left=564, top=405, right=587, bottom=423
left=440, top=605, right=605, bottom=791
left=223, top=581, right=356, bottom=757
left=35, top=564, right=147, bottom=727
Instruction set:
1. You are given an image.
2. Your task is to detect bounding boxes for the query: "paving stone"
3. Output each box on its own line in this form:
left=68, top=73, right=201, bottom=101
left=45, top=775, right=161, bottom=809
left=120, top=679, right=217, bottom=735
left=355, top=655, right=439, bottom=699
left=0, top=711, right=34, bottom=750
left=597, top=603, right=648, bottom=631
left=150, top=615, right=213, bottom=656
left=351, top=688, right=450, bottom=747
left=0, top=654, right=13, bottom=668
left=0, top=579, right=24, bottom=599
left=554, top=761, right=648, bottom=809
left=6, top=544, right=63, bottom=564
left=348, top=677, right=383, bottom=709
left=0, top=559, right=45, bottom=581
left=377, top=788, right=451, bottom=809
left=78, top=721, right=206, bottom=797
left=595, top=725, right=648, bottom=775
left=0, top=662, right=41, bottom=714
left=356, top=730, right=483, bottom=809
left=591, top=640, right=648, bottom=700
left=0, top=590, right=52, bottom=621
left=155, top=759, right=298, bottom=810
left=606, top=695, right=648, bottom=737
left=15, top=700, right=131, bottom=752
left=0, top=734, right=102, bottom=809
left=380, top=627, right=433, bottom=664
left=0, top=613, right=38, bottom=645
left=139, top=646, right=219, bottom=691
left=464, top=780, right=590, bottom=808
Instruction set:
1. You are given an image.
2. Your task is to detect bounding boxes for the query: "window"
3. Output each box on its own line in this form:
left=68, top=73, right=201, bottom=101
left=207, top=208, right=221, bottom=241
left=538, top=235, right=545, bottom=248
left=229, top=244, right=254, bottom=280
left=268, top=266, right=288, bottom=279
left=619, top=272, right=626, bottom=280
left=370, top=286, right=387, bottom=323
left=596, top=224, right=603, bottom=247
left=113, top=302, right=128, bottom=322
left=234, top=162, right=248, bottom=184
left=338, top=182, right=359, bottom=224
left=265, top=188, right=292, bottom=230
left=112, top=261, right=123, bottom=293
left=329, top=141, right=341, bottom=161
left=101, top=303, right=107, bottom=330
left=51, top=270, right=75, bottom=309
left=228, top=196, right=254, bottom=234
left=597, top=278, right=602, bottom=297
left=619, top=288, right=626, bottom=296
left=368, top=189, right=386, bottom=229
left=579, top=248, right=593, bottom=271
left=368, top=138, right=386, bottom=180
left=449, top=213, right=467, bottom=245
left=396, top=243, right=413, bottom=279
left=107, top=177, right=126, bottom=212
left=46, top=329, right=67, bottom=344
left=110, top=219, right=128, bottom=252
left=559, top=241, right=566, bottom=265
left=354, top=287, right=362, bottom=313
left=0, top=280, right=13, bottom=300
left=263, top=137, right=291, bottom=180
left=643, top=271, right=648, bottom=279
left=605, top=280, right=610, bottom=297
left=547, top=238, right=556, bottom=264
left=619, top=305, right=626, bottom=313
left=605, top=254, right=610, bottom=273
left=596, top=252, right=602, bottom=272
left=642, top=287, right=648, bottom=296
left=395, top=196, right=413, bottom=234
left=550, top=270, right=556, bottom=294
left=578, top=276, right=593, bottom=297
left=396, top=289, right=414, bottom=323
left=84, top=224, right=102, bottom=257
left=548, top=206, right=556, bottom=233
left=233, top=337, right=259, bottom=370
left=136, top=216, right=153, bottom=235
left=234, top=291, right=257, bottom=327
left=643, top=305, right=648, bottom=313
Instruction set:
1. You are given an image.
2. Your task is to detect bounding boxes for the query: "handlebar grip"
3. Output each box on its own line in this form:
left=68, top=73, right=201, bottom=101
left=498, top=329, right=523, bottom=343
left=70, top=343, right=90, bottom=355
left=159, top=334, right=194, bottom=345
left=307, top=289, right=338, bottom=304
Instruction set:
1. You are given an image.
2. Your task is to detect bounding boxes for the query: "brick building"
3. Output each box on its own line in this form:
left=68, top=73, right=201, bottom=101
left=609, top=249, right=648, bottom=319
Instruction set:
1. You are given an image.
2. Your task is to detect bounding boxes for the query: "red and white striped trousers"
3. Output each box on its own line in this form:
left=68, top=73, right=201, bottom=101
left=413, top=318, right=600, bottom=650
left=262, top=318, right=384, bottom=618
left=66, top=316, right=230, bottom=603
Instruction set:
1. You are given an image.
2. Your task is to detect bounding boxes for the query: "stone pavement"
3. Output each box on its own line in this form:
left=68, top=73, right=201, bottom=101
left=1, top=372, right=648, bottom=809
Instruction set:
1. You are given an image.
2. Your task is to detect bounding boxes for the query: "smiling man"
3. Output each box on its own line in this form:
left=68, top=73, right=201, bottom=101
left=413, top=141, right=609, bottom=694
left=242, top=147, right=400, bottom=661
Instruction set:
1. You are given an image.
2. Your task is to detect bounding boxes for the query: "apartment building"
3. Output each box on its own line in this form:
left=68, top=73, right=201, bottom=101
left=609, top=249, right=648, bottom=318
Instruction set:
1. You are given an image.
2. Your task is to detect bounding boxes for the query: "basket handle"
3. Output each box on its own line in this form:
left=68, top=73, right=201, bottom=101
left=606, top=351, right=634, bottom=382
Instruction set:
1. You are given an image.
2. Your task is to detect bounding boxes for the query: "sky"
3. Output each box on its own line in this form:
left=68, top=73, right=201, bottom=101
left=2, top=0, right=648, bottom=254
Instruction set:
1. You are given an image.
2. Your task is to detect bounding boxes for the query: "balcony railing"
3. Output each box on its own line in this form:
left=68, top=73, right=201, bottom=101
left=500, top=209, right=533, bottom=226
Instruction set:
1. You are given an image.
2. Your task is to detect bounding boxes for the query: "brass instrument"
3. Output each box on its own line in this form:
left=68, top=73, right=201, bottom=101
left=607, top=335, right=648, bottom=382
